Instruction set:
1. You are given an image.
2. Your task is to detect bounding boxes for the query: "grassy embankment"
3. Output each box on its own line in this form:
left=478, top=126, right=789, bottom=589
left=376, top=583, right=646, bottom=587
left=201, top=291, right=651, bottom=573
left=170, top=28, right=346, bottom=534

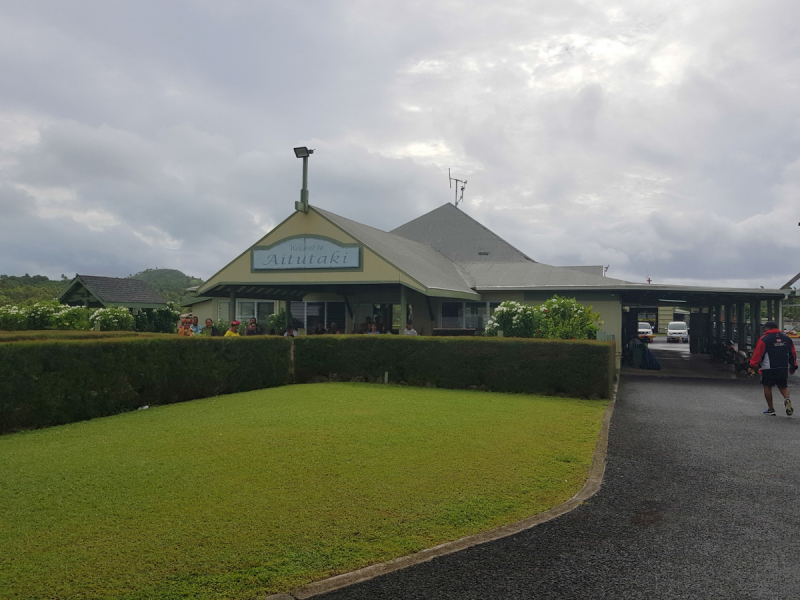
left=0, top=383, right=607, bottom=599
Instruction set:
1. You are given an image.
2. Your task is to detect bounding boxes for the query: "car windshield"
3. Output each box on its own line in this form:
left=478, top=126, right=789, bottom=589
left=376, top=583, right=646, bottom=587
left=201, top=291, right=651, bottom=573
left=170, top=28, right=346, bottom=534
left=638, top=323, right=651, bottom=329
left=669, top=322, right=687, bottom=330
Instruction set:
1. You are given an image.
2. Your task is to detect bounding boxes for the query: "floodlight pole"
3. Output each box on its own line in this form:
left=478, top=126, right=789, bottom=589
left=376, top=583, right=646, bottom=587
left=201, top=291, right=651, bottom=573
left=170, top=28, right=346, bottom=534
left=294, top=147, right=314, bottom=213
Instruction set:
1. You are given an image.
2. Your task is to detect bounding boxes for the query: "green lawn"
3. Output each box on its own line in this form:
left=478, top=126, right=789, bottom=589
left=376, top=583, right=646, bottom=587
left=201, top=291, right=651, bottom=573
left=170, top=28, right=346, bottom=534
left=0, top=383, right=607, bottom=599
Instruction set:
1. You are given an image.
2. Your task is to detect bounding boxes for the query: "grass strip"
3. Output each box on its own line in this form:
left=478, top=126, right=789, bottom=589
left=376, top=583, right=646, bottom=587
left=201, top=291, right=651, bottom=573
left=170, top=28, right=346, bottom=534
left=0, top=383, right=606, bottom=599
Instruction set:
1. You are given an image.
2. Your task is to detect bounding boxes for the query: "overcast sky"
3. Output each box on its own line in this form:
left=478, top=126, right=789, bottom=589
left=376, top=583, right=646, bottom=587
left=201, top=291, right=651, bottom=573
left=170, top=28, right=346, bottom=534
left=1, top=1, right=798, bottom=288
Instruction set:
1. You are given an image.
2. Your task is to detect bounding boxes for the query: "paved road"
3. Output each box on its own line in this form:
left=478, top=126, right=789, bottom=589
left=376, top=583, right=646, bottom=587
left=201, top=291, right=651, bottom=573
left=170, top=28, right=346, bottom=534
left=319, top=375, right=800, bottom=599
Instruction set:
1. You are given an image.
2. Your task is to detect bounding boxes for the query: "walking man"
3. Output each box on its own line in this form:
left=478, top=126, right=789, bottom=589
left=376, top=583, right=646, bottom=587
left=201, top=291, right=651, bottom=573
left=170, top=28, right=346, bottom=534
left=749, top=321, right=797, bottom=416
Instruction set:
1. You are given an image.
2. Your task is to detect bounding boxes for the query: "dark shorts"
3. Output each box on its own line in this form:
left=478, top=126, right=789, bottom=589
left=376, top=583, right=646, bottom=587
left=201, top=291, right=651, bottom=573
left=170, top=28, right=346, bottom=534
left=761, top=370, right=788, bottom=388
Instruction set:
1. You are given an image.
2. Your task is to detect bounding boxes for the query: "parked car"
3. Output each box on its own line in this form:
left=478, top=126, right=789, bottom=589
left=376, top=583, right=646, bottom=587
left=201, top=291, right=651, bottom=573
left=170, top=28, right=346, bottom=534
left=637, top=322, right=654, bottom=343
left=667, top=321, right=689, bottom=343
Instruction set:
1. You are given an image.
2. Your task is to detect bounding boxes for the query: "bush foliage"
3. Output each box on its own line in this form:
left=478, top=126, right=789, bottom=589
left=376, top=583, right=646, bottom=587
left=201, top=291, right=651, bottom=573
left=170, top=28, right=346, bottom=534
left=485, top=296, right=602, bottom=340
left=294, top=336, right=615, bottom=399
left=0, top=300, right=179, bottom=333
left=0, top=336, right=291, bottom=433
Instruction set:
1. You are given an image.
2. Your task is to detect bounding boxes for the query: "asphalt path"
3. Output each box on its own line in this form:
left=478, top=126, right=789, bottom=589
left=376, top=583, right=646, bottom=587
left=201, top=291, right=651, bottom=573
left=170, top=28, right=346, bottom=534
left=318, top=374, right=800, bottom=599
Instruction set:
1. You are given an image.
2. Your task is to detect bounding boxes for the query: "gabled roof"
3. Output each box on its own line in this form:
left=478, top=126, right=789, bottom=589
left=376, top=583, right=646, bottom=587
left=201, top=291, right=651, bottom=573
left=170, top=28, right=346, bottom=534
left=58, top=275, right=167, bottom=308
left=391, top=203, right=536, bottom=263
left=313, top=206, right=478, bottom=297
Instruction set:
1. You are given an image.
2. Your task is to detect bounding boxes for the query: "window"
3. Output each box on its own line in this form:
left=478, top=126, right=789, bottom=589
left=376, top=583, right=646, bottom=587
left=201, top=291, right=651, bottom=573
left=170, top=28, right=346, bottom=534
left=326, top=302, right=346, bottom=329
left=441, top=302, right=463, bottom=328
left=465, top=302, right=488, bottom=329
left=306, top=302, right=325, bottom=331
left=289, top=301, right=306, bottom=330
left=237, top=301, right=255, bottom=322
left=218, top=300, right=230, bottom=321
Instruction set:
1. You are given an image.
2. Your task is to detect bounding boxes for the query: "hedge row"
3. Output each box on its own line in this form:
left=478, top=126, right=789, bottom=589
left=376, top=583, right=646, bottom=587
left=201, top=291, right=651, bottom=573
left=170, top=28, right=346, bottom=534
left=0, top=335, right=614, bottom=435
left=294, top=336, right=615, bottom=399
left=0, top=337, right=291, bottom=434
left=0, top=331, right=168, bottom=343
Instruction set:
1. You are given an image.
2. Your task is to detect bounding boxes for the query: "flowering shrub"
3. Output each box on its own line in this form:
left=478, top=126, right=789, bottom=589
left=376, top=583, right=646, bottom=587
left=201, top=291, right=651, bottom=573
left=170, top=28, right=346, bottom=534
left=89, top=307, right=135, bottom=331
left=0, top=304, right=26, bottom=331
left=52, top=305, right=92, bottom=330
left=485, top=296, right=602, bottom=340
left=484, top=301, right=543, bottom=338
left=0, top=300, right=90, bottom=331
left=133, top=303, right=181, bottom=333
left=23, top=299, right=61, bottom=330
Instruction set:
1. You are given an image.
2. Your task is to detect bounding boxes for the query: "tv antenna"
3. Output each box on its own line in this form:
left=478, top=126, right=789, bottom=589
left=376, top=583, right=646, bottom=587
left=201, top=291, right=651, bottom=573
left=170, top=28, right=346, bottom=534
left=449, top=168, right=467, bottom=208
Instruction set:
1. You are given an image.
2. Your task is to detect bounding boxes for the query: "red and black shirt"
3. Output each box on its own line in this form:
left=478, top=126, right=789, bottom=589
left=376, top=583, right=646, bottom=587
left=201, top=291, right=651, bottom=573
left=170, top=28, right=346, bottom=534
left=750, top=328, right=798, bottom=374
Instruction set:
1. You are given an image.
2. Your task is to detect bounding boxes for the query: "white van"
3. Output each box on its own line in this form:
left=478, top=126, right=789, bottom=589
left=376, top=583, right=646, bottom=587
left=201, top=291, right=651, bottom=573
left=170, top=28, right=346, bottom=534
left=667, top=321, right=689, bottom=343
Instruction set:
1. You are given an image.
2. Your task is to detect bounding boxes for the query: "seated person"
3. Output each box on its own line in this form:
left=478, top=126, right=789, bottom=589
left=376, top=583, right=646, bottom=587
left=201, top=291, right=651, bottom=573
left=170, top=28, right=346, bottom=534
left=179, top=319, right=194, bottom=336
left=359, top=317, right=372, bottom=334
left=367, top=323, right=381, bottom=335
left=224, top=321, right=241, bottom=337
left=190, top=316, right=202, bottom=335
left=404, top=320, right=418, bottom=336
left=313, top=322, right=326, bottom=335
left=203, top=318, right=221, bottom=337
left=284, top=325, right=298, bottom=337
left=248, top=317, right=263, bottom=335
left=328, top=322, right=340, bottom=335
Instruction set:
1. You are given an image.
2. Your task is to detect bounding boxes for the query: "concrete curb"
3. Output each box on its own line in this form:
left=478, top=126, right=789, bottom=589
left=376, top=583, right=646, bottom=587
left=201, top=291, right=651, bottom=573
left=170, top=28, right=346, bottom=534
left=267, top=387, right=617, bottom=600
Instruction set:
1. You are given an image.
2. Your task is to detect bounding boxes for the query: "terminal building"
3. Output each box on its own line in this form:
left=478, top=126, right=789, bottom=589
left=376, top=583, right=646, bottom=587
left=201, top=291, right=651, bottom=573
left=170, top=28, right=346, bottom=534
left=190, top=201, right=791, bottom=368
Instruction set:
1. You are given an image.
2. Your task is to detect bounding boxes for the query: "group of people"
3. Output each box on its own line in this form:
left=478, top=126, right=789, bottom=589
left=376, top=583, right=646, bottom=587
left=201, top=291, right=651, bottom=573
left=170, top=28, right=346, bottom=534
left=179, top=316, right=219, bottom=337
left=179, top=314, right=420, bottom=337
left=359, top=316, right=418, bottom=336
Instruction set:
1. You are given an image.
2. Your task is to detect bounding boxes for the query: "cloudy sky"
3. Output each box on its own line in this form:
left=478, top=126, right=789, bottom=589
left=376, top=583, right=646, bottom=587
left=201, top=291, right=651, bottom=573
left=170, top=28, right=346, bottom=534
left=1, top=1, right=798, bottom=288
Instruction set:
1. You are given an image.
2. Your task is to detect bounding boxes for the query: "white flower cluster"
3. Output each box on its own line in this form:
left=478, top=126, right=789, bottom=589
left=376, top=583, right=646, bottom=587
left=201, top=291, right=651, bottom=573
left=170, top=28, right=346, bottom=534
left=89, top=306, right=135, bottom=331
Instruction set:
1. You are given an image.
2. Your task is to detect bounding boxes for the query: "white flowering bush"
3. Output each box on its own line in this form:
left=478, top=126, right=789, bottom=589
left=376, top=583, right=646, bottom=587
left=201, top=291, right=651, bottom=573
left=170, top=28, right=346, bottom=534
left=24, top=299, right=61, bottom=329
left=484, top=301, right=543, bottom=338
left=89, top=306, right=135, bottom=331
left=52, top=305, right=92, bottom=330
left=484, top=296, right=602, bottom=339
left=0, top=304, right=26, bottom=330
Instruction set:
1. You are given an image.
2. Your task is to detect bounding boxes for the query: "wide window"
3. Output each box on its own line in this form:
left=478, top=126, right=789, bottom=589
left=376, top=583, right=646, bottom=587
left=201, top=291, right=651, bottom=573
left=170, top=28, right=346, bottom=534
left=440, top=301, right=502, bottom=331
left=465, top=302, right=488, bottom=329
left=289, top=301, right=348, bottom=332
left=441, top=302, right=463, bottom=328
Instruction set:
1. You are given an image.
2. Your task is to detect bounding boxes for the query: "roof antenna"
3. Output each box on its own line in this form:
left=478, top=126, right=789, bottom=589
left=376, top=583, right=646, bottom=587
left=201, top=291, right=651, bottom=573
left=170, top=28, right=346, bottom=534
left=449, top=168, right=467, bottom=208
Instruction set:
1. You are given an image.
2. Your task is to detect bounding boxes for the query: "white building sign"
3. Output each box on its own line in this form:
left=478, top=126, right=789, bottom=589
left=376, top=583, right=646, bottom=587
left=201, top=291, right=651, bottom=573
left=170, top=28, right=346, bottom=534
left=252, top=237, right=360, bottom=270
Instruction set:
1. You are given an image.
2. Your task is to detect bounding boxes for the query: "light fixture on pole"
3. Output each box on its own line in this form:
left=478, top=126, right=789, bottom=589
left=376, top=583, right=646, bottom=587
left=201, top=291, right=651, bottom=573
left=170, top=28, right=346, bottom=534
left=294, top=146, right=314, bottom=213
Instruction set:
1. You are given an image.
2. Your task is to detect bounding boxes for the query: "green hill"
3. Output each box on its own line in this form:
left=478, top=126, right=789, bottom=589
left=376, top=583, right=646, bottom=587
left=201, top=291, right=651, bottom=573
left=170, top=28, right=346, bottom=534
left=0, top=274, right=69, bottom=307
left=128, top=269, right=205, bottom=307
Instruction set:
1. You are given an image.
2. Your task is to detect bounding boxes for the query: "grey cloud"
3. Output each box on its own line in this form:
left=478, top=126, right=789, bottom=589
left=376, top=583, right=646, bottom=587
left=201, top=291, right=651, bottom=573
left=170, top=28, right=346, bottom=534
left=0, top=1, right=799, bottom=289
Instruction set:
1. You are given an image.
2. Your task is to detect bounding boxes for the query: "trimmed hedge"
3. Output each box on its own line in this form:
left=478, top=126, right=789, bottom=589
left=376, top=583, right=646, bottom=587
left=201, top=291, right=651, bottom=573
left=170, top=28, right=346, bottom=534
left=294, top=336, right=615, bottom=399
left=0, top=337, right=291, bottom=434
left=0, top=331, right=168, bottom=343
